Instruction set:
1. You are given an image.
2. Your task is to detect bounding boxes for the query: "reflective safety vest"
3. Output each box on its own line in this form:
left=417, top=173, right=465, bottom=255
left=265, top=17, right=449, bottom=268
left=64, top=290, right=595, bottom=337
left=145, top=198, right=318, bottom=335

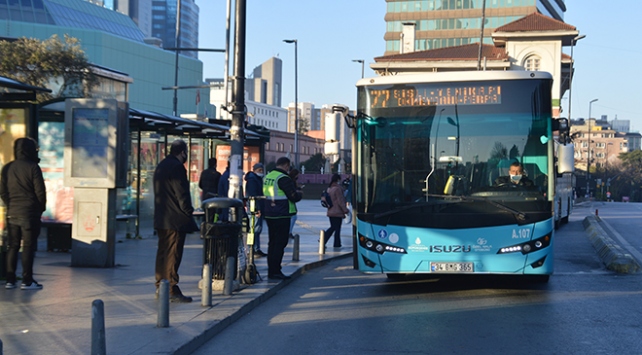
left=262, top=170, right=297, bottom=218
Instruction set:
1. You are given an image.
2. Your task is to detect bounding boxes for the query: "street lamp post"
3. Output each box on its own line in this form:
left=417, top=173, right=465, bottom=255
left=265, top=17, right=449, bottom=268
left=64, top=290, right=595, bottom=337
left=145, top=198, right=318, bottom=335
left=605, top=142, right=613, bottom=199
left=586, top=98, right=598, bottom=197
left=567, top=34, right=585, bottom=123
left=284, top=39, right=299, bottom=167
left=352, top=59, right=364, bottom=78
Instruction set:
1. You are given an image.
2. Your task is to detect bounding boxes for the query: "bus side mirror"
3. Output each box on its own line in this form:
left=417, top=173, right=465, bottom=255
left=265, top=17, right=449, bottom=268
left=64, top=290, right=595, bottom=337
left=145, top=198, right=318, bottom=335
left=557, top=143, right=575, bottom=174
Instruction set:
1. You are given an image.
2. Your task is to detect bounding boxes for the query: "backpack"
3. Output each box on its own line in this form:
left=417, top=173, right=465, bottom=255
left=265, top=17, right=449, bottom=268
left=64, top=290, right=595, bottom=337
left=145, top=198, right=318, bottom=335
left=321, top=189, right=333, bottom=208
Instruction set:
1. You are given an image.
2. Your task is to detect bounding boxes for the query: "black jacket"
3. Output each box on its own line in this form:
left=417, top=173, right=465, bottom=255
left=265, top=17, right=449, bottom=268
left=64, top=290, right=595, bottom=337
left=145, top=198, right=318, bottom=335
left=198, top=167, right=221, bottom=198
left=494, top=175, right=534, bottom=187
left=0, top=138, right=46, bottom=221
left=153, top=155, right=198, bottom=232
left=244, top=171, right=264, bottom=210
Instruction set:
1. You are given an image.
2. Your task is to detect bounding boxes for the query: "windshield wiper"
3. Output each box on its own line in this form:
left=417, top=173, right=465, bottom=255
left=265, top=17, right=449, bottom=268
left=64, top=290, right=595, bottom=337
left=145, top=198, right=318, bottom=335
left=456, top=195, right=528, bottom=222
left=373, top=197, right=461, bottom=219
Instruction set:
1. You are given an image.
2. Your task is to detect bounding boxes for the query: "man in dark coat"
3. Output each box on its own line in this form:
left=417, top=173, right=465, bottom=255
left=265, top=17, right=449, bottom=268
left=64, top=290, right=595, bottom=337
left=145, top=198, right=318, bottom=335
left=198, top=157, right=221, bottom=200
left=1, top=137, right=46, bottom=290
left=153, top=140, right=198, bottom=302
left=244, top=163, right=267, bottom=257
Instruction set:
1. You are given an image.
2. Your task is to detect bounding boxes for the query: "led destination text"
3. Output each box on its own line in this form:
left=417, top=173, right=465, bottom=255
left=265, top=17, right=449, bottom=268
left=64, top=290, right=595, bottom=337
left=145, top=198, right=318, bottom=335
left=369, top=85, right=502, bottom=109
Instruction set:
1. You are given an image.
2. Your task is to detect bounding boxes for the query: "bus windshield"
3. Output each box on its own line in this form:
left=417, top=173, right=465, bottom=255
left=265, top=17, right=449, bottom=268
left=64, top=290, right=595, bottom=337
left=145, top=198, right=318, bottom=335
left=356, top=78, right=552, bottom=229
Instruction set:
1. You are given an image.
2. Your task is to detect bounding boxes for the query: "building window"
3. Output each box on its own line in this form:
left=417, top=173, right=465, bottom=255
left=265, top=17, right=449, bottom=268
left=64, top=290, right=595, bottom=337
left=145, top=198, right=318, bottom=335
left=524, top=55, right=541, bottom=71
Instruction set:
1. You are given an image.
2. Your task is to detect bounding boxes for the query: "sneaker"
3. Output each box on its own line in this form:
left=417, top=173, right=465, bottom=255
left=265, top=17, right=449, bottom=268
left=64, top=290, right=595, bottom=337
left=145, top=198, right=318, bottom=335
left=5, top=282, right=16, bottom=289
left=21, top=281, right=43, bottom=290
left=254, top=249, right=267, bottom=257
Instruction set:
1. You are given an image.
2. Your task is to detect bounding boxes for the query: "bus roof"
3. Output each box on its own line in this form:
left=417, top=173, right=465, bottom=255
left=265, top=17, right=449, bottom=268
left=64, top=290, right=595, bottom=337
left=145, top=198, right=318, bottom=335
left=356, top=71, right=553, bottom=87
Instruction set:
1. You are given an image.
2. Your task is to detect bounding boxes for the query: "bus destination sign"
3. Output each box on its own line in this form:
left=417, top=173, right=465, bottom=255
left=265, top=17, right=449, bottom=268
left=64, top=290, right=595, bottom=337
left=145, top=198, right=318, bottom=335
left=369, top=85, right=502, bottom=109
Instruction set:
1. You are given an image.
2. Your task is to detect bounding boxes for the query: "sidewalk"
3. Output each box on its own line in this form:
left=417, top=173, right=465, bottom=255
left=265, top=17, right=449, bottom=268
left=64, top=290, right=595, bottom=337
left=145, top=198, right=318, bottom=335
left=0, top=199, right=351, bottom=355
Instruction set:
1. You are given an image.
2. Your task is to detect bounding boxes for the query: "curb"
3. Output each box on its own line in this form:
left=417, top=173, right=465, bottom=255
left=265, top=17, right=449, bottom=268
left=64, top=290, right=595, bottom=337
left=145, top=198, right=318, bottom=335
left=173, top=252, right=353, bottom=355
left=582, top=215, right=641, bottom=274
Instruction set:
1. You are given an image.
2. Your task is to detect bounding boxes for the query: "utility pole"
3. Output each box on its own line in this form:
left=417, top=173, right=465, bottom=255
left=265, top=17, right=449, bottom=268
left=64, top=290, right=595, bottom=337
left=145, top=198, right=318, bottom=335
left=172, top=0, right=182, bottom=116
left=476, top=0, right=486, bottom=71
left=228, top=0, right=246, bottom=199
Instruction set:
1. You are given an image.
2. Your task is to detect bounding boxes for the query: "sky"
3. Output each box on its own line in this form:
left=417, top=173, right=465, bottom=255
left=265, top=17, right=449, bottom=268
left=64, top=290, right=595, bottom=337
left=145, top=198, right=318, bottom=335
left=197, top=0, right=642, bottom=130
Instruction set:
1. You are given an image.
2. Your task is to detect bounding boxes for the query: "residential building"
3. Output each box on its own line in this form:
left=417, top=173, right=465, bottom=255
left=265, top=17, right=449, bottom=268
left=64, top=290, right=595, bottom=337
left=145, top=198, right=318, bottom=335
left=570, top=119, right=626, bottom=171
left=287, top=102, right=314, bottom=134
left=384, top=0, right=566, bottom=55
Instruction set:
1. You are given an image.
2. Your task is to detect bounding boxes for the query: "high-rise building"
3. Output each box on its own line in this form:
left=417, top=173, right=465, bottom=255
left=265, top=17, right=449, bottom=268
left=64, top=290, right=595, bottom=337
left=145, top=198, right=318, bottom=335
left=247, top=57, right=283, bottom=107
left=0, top=0, right=208, bottom=116
left=152, top=0, right=199, bottom=58
left=384, top=0, right=566, bottom=55
left=84, top=0, right=153, bottom=37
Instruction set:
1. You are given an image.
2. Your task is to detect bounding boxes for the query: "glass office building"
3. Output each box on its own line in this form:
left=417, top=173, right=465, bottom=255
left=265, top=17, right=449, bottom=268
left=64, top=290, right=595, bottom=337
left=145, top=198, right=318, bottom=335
left=152, top=0, right=199, bottom=59
left=384, top=0, right=566, bottom=55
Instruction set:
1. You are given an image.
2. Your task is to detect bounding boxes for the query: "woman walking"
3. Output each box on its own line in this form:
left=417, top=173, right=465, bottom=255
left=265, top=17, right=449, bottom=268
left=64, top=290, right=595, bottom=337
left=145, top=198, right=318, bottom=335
left=324, top=174, right=349, bottom=248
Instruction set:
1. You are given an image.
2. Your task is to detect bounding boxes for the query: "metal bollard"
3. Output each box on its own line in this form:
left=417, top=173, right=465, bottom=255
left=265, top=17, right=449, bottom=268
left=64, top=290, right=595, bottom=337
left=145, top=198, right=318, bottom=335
left=202, top=264, right=212, bottom=307
left=223, top=255, right=236, bottom=296
left=91, top=299, right=106, bottom=355
left=157, top=280, right=169, bottom=328
left=596, top=209, right=599, bottom=216
left=319, top=230, right=325, bottom=255
left=292, top=234, right=300, bottom=261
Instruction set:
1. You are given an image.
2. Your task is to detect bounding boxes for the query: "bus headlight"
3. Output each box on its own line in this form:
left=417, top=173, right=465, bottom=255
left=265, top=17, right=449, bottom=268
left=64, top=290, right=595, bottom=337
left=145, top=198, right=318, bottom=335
left=359, top=234, right=407, bottom=255
left=497, top=234, right=551, bottom=255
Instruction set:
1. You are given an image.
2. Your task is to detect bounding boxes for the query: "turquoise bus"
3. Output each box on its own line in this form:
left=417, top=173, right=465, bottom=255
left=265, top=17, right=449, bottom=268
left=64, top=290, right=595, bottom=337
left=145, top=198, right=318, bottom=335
left=340, top=71, right=574, bottom=282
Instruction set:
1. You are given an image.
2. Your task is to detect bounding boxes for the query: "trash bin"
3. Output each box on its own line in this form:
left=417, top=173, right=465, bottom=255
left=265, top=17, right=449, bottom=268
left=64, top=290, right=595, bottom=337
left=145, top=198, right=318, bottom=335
left=201, top=198, right=244, bottom=280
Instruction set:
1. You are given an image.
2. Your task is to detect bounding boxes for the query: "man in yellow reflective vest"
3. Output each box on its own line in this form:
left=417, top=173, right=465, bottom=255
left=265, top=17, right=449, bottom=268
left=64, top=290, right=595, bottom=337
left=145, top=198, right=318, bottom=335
left=262, top=157, right=303, bottom=279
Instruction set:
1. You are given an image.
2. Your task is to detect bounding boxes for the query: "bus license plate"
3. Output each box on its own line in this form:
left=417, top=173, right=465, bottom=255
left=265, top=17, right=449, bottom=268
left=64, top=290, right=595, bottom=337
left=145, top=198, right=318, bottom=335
left=430, top=262, right=474, bottom=273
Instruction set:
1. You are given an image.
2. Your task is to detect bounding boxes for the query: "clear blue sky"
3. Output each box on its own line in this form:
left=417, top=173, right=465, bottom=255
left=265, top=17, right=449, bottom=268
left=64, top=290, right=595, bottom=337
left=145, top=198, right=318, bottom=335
left=198, top=1, right=642, bottom=131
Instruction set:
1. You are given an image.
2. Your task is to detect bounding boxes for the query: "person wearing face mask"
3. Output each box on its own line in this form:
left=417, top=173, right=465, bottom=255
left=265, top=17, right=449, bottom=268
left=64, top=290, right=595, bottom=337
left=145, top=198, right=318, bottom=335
left=494, top=161, right=534, bottom=187
left=244, top=163, right=267, bottom=257
left=153, top=139, right=199, bottom=303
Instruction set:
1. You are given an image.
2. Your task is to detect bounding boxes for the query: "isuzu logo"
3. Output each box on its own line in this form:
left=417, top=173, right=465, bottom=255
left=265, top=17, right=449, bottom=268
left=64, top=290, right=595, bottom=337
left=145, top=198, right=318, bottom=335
left=429, top=245, right=472, bottom=253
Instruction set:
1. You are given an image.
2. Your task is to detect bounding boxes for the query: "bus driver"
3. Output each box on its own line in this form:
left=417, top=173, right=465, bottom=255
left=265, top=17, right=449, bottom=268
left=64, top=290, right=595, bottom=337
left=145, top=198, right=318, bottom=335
left=495, top=161, right=534, bottom=187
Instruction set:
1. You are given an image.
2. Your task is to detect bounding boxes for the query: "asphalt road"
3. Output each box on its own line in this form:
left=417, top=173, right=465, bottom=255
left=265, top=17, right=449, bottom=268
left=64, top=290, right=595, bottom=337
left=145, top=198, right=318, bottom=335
left=193, top=203, right=642, bottom=355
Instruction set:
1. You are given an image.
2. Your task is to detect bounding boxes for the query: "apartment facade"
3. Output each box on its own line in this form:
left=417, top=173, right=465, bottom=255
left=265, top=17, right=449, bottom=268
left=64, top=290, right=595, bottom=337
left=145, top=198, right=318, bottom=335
left=384, top=0, right=566, bottom=55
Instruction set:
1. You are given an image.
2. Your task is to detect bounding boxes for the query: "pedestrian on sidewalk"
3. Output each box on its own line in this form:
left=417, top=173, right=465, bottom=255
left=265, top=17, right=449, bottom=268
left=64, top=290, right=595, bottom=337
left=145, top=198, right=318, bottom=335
left=199, top=157, right=221, bottom=200
left=263, top=157, right=302, bottom=280
left=153, top=140, right=199, bottom=303
left=323, top=174, right=349, bottom=248
left=218, top=161, right=230, bottom=198
left=1, top=137, right=46, bottom=290
left=288, top=168, right=303, bottom=239
left=245, top=163, right=267, bottom=257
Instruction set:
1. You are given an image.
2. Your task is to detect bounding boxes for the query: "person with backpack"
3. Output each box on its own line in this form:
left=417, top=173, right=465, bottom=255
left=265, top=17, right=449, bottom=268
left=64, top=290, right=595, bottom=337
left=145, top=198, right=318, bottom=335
left=323, top=174, right=349, bottom=248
